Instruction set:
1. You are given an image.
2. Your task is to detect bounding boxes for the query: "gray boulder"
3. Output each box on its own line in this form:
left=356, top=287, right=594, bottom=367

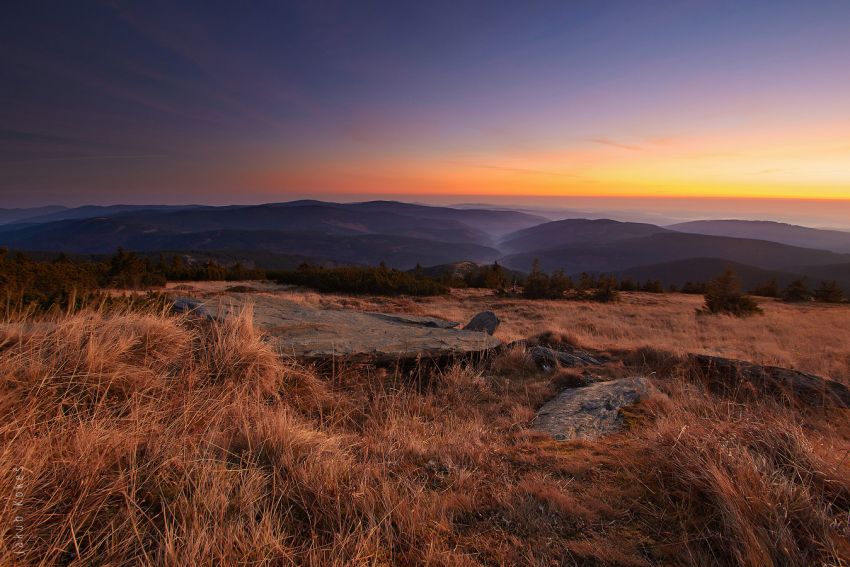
left=533, top=377, right=650, bottom=441
left=463, top=311, right=500, bottom=335
left=529, top=345, right=601, bottom=371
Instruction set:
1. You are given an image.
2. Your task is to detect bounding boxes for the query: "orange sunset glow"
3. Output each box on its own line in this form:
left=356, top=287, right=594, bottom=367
left=3, top=1, right=849, bottom=221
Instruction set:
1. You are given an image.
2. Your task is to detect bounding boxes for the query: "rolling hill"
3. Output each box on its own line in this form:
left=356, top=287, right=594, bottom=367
left=0, top=206, right=67, bottom=225
left=0, top=217, right=500, bottom=270
left=0, top=204, right=202, bottom=227
left=0, top=201, right=546, bottom=250
left=5, top=201, right=850, bottom=284
left=499, top=218, right=671, bottom=253
left=346, top=201, right=547, bottom=237
left=669, top=219, right=850, bottom=254
left=501, top=232, right=850, bottom=274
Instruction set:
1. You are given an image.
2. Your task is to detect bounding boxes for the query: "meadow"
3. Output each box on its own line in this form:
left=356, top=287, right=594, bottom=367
left=1, top=288, right=849, bottom=565
left=270, top=288, right=850, bottom=383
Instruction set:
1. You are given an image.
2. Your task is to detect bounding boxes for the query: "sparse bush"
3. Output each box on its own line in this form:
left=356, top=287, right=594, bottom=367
left=813, top=280, right=846, bottom=303
left=782, top=278, right=812, bottom=302
left=592, top=275, right=620, bottom=302
left=749, top=278, right=779, bottom=298
left=641, top=279, right=664, bottom=293
left=547, top=268, right=572, bottom=299
left=522, top=259, right=552, bottom=299
left=702, top=268, right=762, bottom=317
left=681, top=280, right=707, bottom=294
left=577, top=272, right=596, bottom=295
left=465, top=262, right=509, bottom=289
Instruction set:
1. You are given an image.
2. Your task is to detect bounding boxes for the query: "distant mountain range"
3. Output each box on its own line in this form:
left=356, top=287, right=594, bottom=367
left=0, top=204, right=200, bottom=226
left=669, top=219, right=850, bottom=254
left=1, top=200, right=849, bottom=291
left=0, top=205, right=67, bottom=224
left=499, top=226, right=850, bottom=272
left=0, top=201, right=531, bottom=269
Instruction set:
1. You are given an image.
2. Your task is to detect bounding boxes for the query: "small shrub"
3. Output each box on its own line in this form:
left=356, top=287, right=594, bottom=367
left=547, top=269, right=572, bottom=299
left=749, top=278, right=779, bottom=298
left=813, top=280, right=846, bottom=303
left=641, top=279, right=664, bottom=293
left=523, top=259, right=552, bottom=299
left=681, top=280, right=707, bottom=294
left=702, top=268, right=762, bottom=317
left=782, top=278, right=812, bottom=302
left=592, top=275, right=620, bottom=302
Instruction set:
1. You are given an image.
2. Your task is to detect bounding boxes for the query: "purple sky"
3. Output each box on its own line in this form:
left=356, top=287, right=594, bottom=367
left=2, top=0, right=850, bottom=225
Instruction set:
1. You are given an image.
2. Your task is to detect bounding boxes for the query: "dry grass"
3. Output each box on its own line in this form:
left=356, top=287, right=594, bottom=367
left=270, top=289, right=850, bottom=384
left=1, top=295, right=849, bottom=566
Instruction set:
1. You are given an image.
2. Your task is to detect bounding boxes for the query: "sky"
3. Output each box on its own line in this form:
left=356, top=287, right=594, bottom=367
left=2, top=0, right=850, bottom=222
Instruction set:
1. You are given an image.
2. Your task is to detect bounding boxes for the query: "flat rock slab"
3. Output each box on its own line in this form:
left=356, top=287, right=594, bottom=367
left=198, top=294, right=500, bottom=361
left=690, top=354, right=850, bottom=408
left=533, top=377, right=650, bottom=441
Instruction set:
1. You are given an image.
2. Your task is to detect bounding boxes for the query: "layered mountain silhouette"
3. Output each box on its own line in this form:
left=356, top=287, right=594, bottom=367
left=1, top=201, right=849, bottom=290
left=0, top=205, right=67, bottom=225
left=669, top=219, right=850, bottom=254
left=500, top=230, right=850, bottom=273
left=0, top=201, right=530, bottom=269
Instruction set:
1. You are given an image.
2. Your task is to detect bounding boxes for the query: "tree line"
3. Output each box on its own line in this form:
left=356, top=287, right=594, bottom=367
left=2, top=248, right=845, bottom=312
left=0, top=248, right=265, bottom=311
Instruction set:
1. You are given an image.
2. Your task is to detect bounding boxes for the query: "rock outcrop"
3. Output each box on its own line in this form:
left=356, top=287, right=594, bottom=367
left=194, top=294, right=500, bottom=363
left=528, top=345, right=601, bottom=370
left=462, top=311, right=500, bottom=335
left=533, top=377, right=650, bottom=441
left=171, top=297, right=216, bottom=320
left=689, top=354, right=850, bottom=408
